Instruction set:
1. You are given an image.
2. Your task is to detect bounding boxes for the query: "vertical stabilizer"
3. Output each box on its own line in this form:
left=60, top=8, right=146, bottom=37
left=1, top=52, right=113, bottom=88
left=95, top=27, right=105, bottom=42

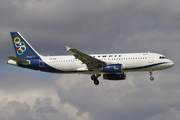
left=10, top=32, right=40, bottom=59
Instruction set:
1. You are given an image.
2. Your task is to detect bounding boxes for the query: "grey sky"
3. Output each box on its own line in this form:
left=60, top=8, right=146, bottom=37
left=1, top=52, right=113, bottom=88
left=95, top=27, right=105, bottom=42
left=0, top=0, right=180, bottom=120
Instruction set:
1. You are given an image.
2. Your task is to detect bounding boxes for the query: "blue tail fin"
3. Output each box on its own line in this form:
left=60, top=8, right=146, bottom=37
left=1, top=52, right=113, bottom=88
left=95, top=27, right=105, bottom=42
left=10, top=32, right=40, bottom=59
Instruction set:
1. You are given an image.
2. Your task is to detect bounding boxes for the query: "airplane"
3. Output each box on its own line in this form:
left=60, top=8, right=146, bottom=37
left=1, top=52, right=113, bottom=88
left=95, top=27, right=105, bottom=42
left=7, top=32, right=174, bottom=85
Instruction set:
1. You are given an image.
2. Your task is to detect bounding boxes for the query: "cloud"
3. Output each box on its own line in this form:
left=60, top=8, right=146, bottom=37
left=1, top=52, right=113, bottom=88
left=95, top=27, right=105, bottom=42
left=145, top=107, right=180, bottom=120
left=0, top=69, right=179, bottom=120
left=1, top=0, right=180, bottom=59
left=0, top=98, right=91, bottom=120
left=54, top=72, right=180, bottom=120
left=0, top=101, right=33, bottom=120
left=0, top=74, right=91, bottom=120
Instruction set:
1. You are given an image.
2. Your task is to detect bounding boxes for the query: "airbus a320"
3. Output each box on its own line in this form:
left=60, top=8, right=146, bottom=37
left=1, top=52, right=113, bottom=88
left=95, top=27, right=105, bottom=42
left=7, top=32, right=174, bottom=85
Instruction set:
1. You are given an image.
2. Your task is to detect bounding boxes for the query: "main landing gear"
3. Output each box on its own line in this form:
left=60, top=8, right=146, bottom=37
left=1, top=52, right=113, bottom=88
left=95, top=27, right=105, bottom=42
left=91, top=74, right=100, bottom=85
left=149, top=71, right=154, bottom=81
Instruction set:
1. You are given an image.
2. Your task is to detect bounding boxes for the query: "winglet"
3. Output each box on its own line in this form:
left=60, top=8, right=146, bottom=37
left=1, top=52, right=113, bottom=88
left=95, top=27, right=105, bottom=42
left=66, top=46, right=71, bottom=51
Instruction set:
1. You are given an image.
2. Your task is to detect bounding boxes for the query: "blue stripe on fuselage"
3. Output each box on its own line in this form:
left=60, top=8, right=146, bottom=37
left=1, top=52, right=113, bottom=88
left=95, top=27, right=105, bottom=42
left=124, top=62, right=168, bottom=70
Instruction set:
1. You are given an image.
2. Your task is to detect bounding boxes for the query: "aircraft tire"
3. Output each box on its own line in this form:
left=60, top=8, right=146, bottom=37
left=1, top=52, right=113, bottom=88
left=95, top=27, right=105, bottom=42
left=94, top=80, right=99, bottom=85
left=150, top=76, right=154, bottom=81
left=91, top=75, right=96, bottom=80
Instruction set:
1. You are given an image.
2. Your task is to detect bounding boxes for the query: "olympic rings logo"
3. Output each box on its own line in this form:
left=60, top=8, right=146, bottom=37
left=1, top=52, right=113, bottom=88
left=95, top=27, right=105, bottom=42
left=14, top=37, right=26, bottom=55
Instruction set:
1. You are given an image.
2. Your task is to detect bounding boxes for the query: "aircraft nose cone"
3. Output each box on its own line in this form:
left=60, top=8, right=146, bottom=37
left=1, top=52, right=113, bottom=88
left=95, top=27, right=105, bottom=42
left=171, top=61, right=174, bottom=67
left=168, top=60, right=174, bottom=68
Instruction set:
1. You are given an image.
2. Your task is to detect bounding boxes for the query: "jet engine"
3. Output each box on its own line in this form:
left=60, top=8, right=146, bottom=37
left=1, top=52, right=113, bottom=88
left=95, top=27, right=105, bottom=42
left=99, top=64, right=123, bottom=73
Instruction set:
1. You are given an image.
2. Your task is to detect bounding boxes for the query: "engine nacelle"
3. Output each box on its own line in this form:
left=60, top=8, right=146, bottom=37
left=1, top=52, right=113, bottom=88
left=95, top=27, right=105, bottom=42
left=99, top=64, right=123, bottom=73
left=103, top=72, right=126, bottom=80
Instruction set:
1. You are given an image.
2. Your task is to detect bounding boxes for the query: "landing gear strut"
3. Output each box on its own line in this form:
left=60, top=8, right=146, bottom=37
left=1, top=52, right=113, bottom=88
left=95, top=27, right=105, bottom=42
left=91, top=74, right=100, bottom=85
left=149, top=71, right=154, bottom=81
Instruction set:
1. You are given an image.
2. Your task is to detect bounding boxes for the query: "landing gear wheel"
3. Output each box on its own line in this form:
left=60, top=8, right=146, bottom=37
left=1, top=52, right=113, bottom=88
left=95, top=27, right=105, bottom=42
left=91, top=74, right=100, bottom=85
left=91, top=74, right=101, bottom=85
left=150, top=76, right=154, bottom=81
left=91, top=75, right=96, bottom=80
left=149, top=71, right=154, bottom=81
left=94, top=80, right=99, bottom=85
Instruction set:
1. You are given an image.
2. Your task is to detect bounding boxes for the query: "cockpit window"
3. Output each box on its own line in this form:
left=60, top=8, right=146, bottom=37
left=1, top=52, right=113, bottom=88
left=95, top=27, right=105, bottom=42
left=159, top=56, right=166, bottom=59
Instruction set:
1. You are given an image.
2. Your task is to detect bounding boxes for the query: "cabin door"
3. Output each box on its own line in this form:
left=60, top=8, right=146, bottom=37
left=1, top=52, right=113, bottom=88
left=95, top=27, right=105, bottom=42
left=148, top=53, right=154, bottom=63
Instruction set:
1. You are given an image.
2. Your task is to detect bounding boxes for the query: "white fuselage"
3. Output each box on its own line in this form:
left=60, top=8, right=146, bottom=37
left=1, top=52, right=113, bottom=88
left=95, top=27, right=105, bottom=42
left=38, top=52, right=174, bottom=74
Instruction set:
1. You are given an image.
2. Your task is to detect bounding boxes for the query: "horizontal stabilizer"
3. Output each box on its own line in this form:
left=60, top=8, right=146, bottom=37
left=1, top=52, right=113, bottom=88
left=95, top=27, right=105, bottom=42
left=8, top=56, right=30, bottom=65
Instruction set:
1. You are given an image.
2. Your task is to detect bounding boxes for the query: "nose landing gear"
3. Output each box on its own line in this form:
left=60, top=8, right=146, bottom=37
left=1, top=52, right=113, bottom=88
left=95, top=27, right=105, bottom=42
left=149, top=71, right=154, bottom=81
left=150, top=76, right=154, bottom=81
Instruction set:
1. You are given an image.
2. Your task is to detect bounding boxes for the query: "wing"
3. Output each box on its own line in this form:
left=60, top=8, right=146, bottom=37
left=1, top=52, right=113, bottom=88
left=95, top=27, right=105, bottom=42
left=66, top=46, right=106, bottom=70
